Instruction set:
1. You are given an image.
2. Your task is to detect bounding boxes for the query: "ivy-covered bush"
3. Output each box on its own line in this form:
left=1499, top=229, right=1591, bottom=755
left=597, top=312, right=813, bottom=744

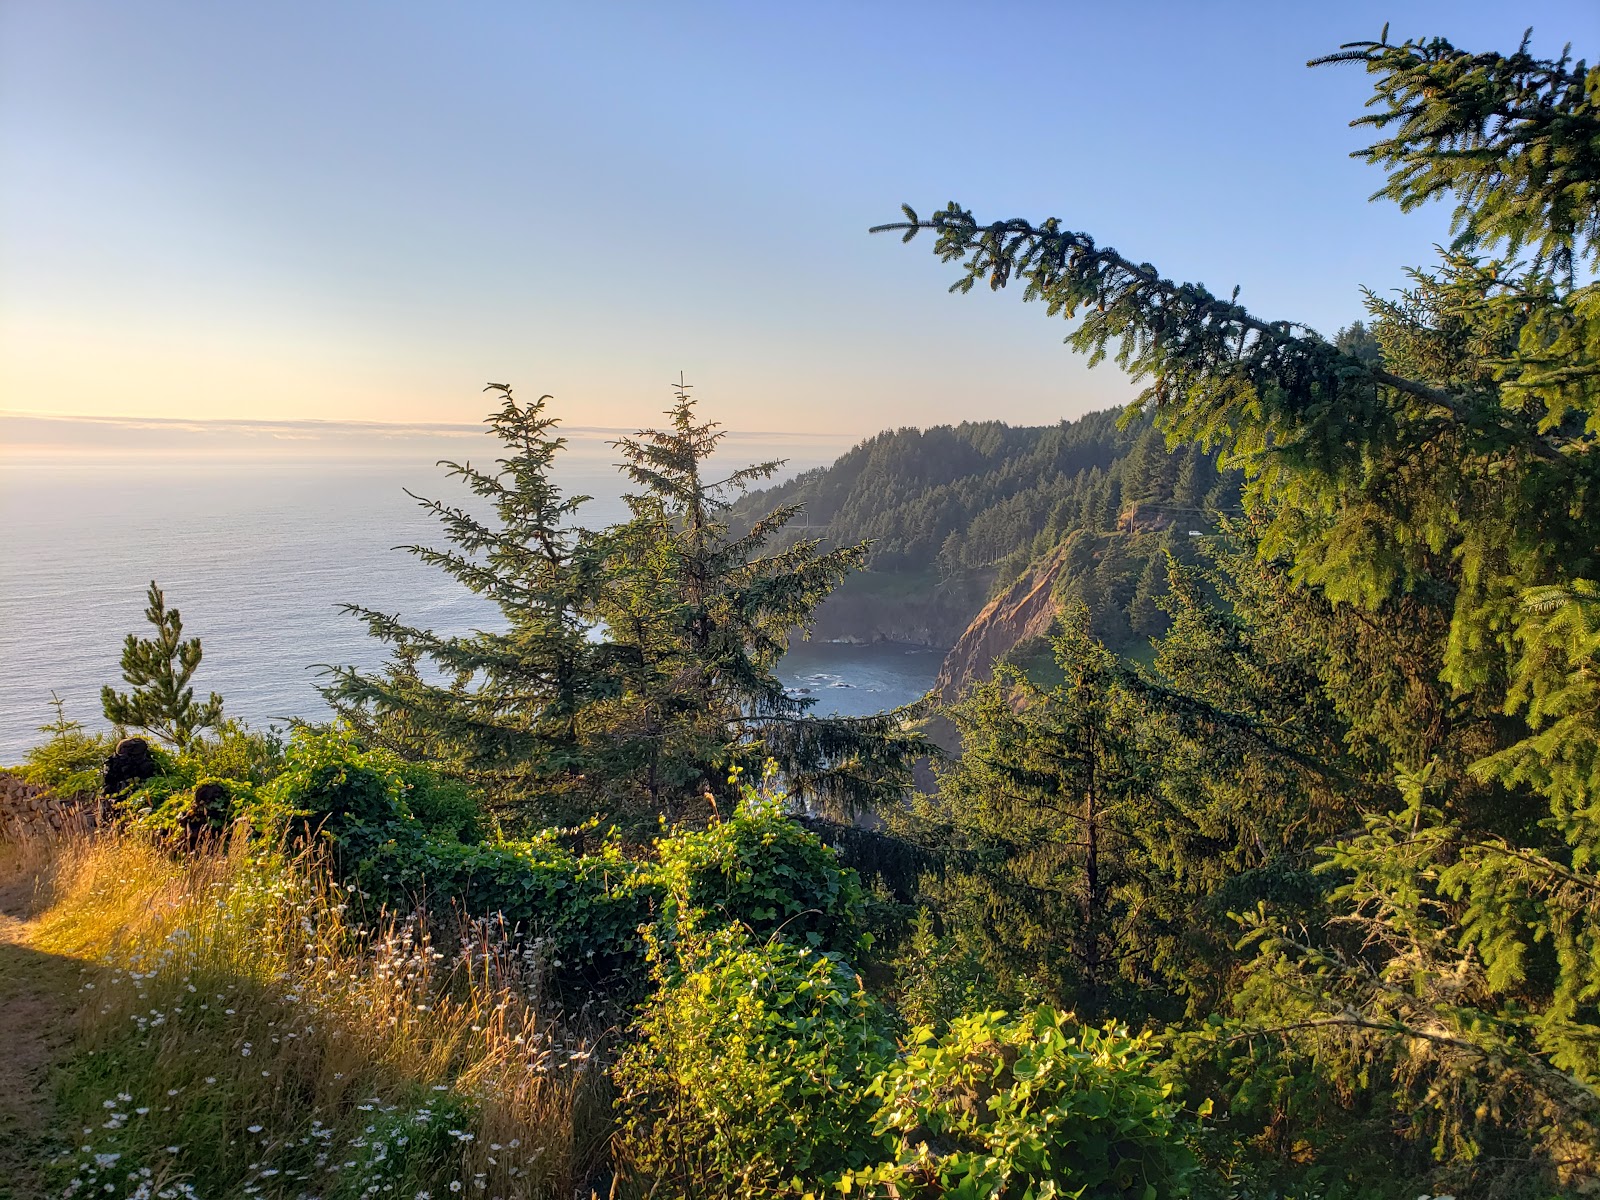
left=254, top=725, right=405, bottom=843
left=250, top=726, right=485, bottom=848
left=354, top=830, right=661, bottom=989
left=102, top=723, right=284, bottom=844
left=123, top=775, right=245, bottom=843
left=842, top=1008, right=1198, bottom=1200
left=184, top=718, right=285, bottom=786
left=614, top=924, right=896, bottom=1197
left=655, top=766, right=867, bottom=955
left=392, top=759, right=483, bottom=843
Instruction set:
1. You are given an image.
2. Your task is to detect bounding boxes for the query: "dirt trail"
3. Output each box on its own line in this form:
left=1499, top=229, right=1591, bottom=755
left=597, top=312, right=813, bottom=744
left=0, top=865, right=78, bottom=1200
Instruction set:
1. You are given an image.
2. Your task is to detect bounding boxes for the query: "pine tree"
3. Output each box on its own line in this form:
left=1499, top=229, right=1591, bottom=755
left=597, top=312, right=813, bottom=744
left=101, top=581, right=224, bottom=748
left=881, top=25, right=1600, bottom=1190
left=1130, top=546, right=1372, bottom=1010
left=592, top=376, right=924, bottom=821
left=323, top=385, right=608, bottom=826
left=1332, top=319, right=1382, bottom=366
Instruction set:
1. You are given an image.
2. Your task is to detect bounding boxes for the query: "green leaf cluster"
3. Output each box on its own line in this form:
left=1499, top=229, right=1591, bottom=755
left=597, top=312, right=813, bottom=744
left=841, top=1008, right=1195, bottom=1200
left=615, top=925, right=897, bottom=1197
left=107, top=721, right=285, bottom=843
left=654, top=764, right=867, bottom=955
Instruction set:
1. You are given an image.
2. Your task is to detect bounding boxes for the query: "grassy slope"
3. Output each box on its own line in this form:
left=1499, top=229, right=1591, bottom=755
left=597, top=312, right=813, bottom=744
left=8, top=831, right=612, bottom=1200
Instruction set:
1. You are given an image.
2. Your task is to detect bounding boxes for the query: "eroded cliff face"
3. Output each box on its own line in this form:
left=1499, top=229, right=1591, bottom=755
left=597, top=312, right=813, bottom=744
left=932, top=538, right=1073, bottom=707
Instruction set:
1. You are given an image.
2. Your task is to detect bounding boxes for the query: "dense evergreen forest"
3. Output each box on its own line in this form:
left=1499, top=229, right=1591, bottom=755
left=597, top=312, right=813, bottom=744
left=6, top=25, right=1598, bottom=1200
left=728, top=410, right=1242, bottom=650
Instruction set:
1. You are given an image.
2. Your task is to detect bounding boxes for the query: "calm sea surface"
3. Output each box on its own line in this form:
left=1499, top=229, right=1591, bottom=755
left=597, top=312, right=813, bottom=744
left=1, top=430, right=940, bottom=762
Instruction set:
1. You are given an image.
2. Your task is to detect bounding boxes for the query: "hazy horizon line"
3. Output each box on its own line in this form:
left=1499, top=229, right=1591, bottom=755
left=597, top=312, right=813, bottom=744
left=0, top=408, right=858, bottom=442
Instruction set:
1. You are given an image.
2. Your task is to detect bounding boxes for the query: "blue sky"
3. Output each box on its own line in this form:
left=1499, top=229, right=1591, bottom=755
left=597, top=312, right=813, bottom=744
left=3, top=1, right=1594, bottom=434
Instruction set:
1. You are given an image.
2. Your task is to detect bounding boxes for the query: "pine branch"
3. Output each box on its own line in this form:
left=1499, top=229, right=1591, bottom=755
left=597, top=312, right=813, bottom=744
left=872, top=207, right=1574, bottom=465
left=1311, top=32, right=1600, bottom=276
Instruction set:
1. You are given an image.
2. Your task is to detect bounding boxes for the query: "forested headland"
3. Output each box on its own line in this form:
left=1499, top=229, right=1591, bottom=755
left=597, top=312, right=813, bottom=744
left=3, top=26, right=1598, bottom=1200
left=727, top=407, right=1241, bottom=657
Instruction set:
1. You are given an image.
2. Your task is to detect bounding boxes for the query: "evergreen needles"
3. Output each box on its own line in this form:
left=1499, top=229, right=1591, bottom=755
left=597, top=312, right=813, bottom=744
left=323, top=380, right=924, bottom=833
left=881, top=22, right=1600, bottom=1192
left=101, top=581, right=224, bottom=749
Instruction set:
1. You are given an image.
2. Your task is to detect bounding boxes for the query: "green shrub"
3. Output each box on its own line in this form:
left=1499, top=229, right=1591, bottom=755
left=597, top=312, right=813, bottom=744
left=16, top=697, right=112, bottom=796
left=655, top=766, right=867, bottom=955
left=247, top=726, right=646, bottom=990
left=614, top=925, right=896, bottom=1197
left=354, top=767, right=871, bottom=1002
left=255, top=725, right=404, bottom=842
left=393, top=759, right=483, bottom=842
left=122, top=774, right=247, bottom=842
left=251, top=725, right=486, bottom=846
left=354, top=830, right=660, bottom=990
left=842, top=1008, right=1198, bottom=1200
left=109, top=730, right=277, bottom=843
left=893, top=907, right=997, bottom=1034
left=184, top=718, right=285, bottom=786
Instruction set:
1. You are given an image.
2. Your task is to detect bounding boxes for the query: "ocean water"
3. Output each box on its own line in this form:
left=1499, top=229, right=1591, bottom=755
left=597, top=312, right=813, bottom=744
left=1, top=427, right=940, bottom=762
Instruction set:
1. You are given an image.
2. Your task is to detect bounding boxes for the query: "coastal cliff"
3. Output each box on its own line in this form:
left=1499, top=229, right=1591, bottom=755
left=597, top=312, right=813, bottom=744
left=932, top=537, right=1072, bottom=706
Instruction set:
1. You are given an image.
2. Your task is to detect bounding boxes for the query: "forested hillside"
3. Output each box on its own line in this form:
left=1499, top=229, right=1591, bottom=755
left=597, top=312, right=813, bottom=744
left=730, top=408, right=1240, bottom=649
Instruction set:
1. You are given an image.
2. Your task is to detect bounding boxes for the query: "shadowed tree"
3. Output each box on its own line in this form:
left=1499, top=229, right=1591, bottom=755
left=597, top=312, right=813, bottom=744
left=920, top=608, right=1154, bottom=1016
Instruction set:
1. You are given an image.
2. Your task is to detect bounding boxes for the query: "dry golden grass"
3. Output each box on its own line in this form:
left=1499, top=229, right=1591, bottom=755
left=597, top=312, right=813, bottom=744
left=21, top=828, right=614, bottom=1199
left=0, top=823, right=60, bottom=912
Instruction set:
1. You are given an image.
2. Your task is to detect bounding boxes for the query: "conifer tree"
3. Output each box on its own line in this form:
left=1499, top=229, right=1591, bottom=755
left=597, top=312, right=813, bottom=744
left=102, top=581, right=224, bottom=748
left=330, top=380, right=923, bottom=830
left=882, top=25, right=1600, bottom=1190
left=923, top=608, right=1154, bottom=1015
left=1126, top=554, right=1167, bottom=639
left=323, top=385, right=608, bottom=825
left=592, top=376, right=923, bottom=821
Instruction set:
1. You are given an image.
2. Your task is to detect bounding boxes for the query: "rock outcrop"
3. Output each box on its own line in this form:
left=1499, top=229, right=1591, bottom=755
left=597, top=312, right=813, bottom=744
left=932, top=538, right=1073, bottom=707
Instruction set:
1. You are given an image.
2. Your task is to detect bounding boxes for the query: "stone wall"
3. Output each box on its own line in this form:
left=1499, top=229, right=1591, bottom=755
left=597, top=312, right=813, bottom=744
left=0, top=772, right=99, bottom=841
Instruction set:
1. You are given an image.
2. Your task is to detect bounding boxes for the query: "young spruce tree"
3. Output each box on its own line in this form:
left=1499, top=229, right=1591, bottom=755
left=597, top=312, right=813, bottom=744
left=591, top=376, right=924, bottom=821
left=323, top=385, right=608, bottom=826
left=923, top=607, right=1153, bottom=1017
left=101, top=581, right=224, bottom=749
